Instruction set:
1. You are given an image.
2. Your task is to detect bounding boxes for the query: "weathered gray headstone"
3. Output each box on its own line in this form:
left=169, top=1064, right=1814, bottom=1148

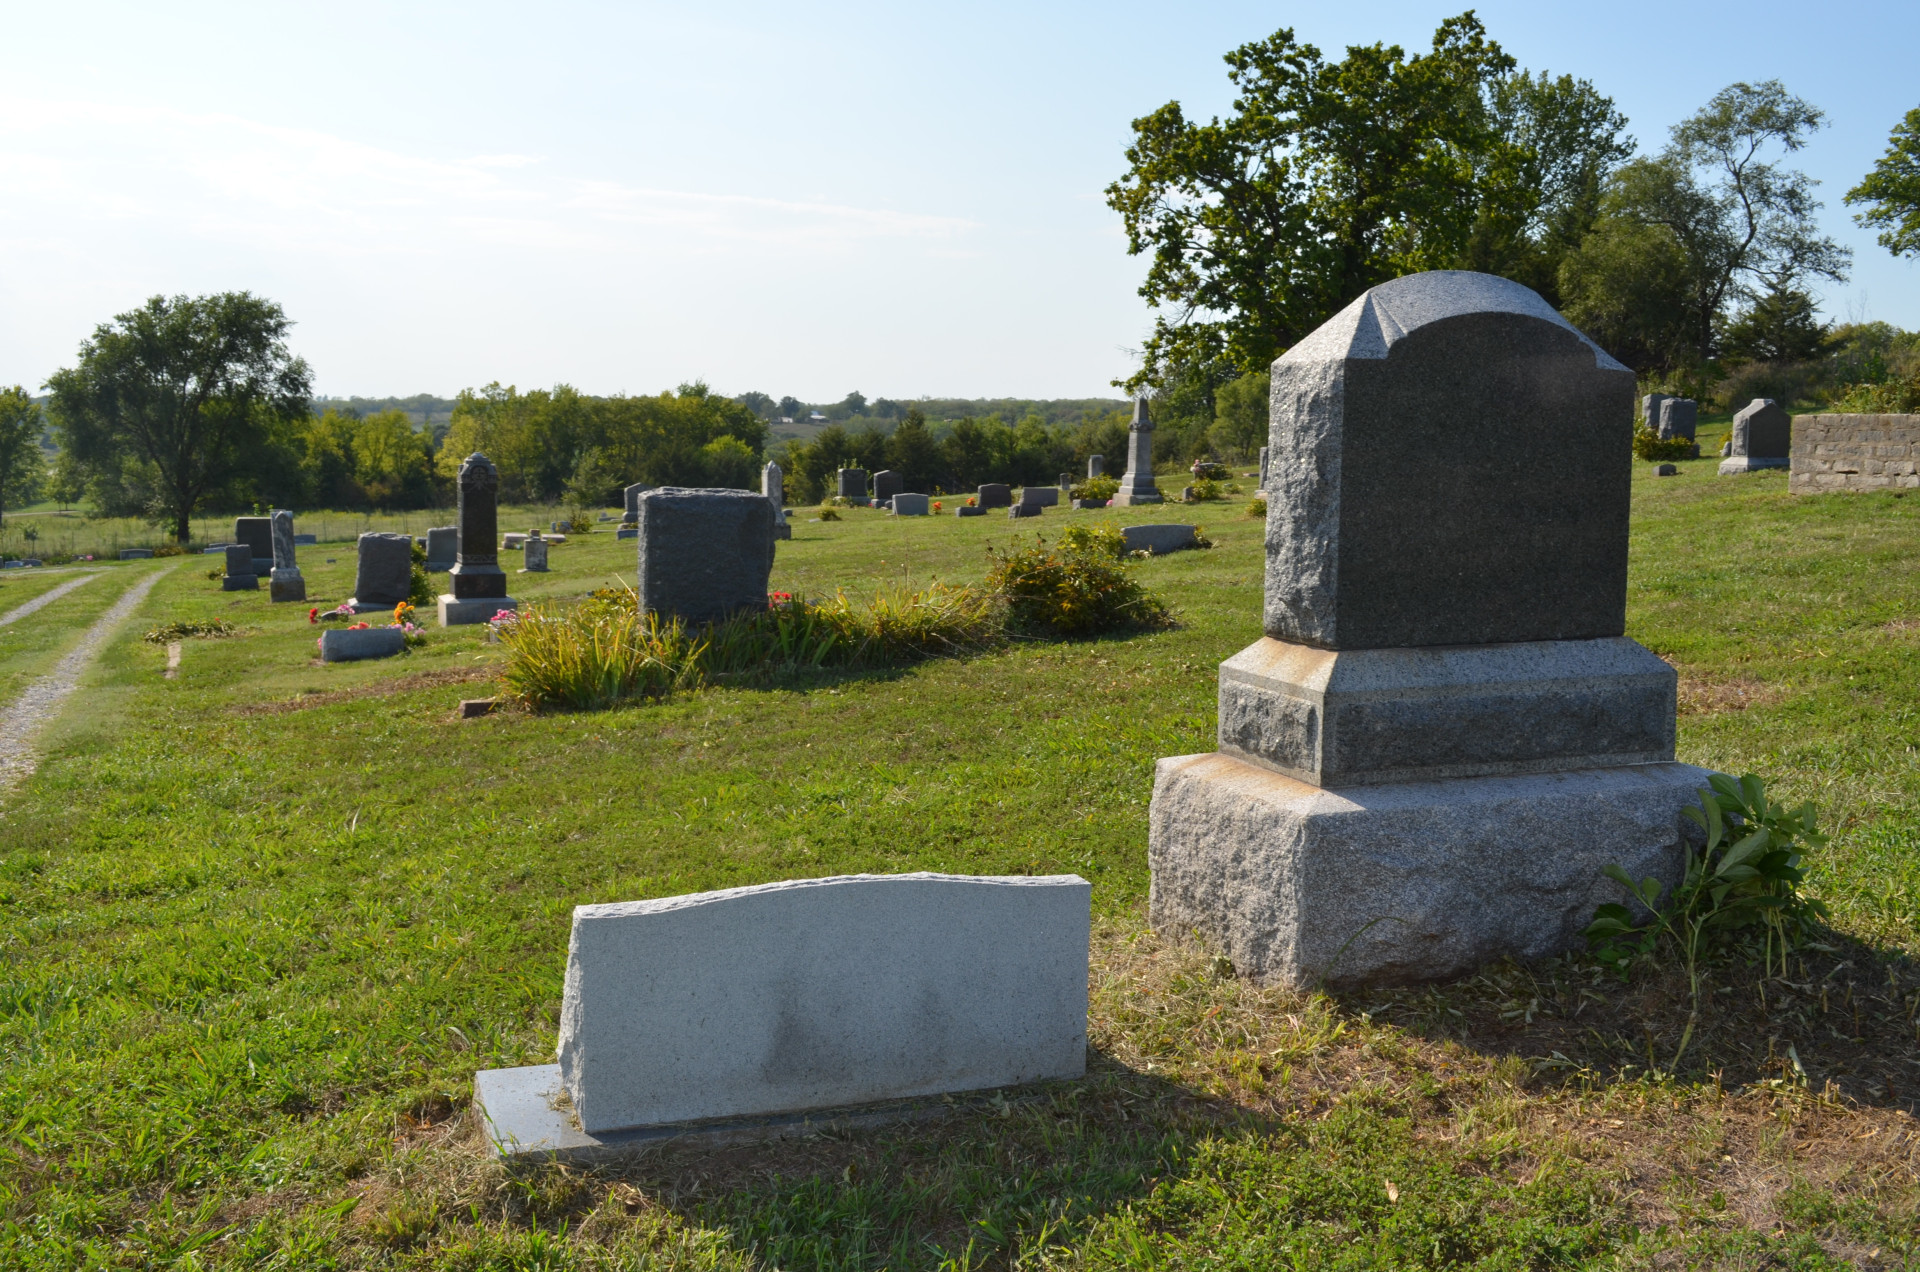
left=762, top=462, right=791, bottom=541
left=1640, top=392, right=1670, bottom=431
left=1019, top=487, right=1059, bottom=508
left=977, top=483, right=1012, bottom=509
left=268, top=509, right=305, bottom=602
left=119, top=548, right=153, bottom=560
left=1087, top=455, right=1104, bottom=478
left=635, top=487, right=775, bottom=625
left=1122, top=524, right=1198, bottom=555
left=350, top=532, right=412, bottom=609
left=440, top=453, right=514, bottom=625
left=1656, top=398, right=1698, bottom=441
left=624, top=483, right=649, bottom=522
left=234, top=516, right=274, bottom=575
left=424, top=526, right=458, bottom=571
left=1719, top=398, right=1791, bottom=474
left=469, top=873, right=1088, bottom=1154
left=837, top=469, right=868, bottom=500
left=956, top=505, right=986, bottom=518
left=319, top=626, right=406, bottom=662
left=1149, top=270, right=1710, bottom=988
left=892, top=493, right=930, bottom=516
left=1112, top=395, right=1163, bottom=506
left=221, top=543, right=258, bottom=591
left=1008, top=503, right=1043, bottom=519
left=872, top=470, right=904, bottom=503
left=1058, top=472, right=1073, bottom=492
left=521, top=531, right=550, bottom=572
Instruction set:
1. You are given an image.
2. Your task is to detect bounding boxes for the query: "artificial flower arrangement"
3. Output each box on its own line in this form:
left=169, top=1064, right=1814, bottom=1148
left=311, top=601, right=425, bottom=652
left=932, top=501, right=943, bottom=513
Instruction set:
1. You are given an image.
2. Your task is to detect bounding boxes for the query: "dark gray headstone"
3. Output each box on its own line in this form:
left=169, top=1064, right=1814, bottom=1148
left=872, top=470, right=903, bottom=502
left=636, top=488, right=775, bottom=625
left=1265, top=270, right=1634, bottom=650
left=1058, top=472, right=1073, bottom=491
left=450, top=453, right=507, bottom=602
left=223, top=544, right=255, bottom=576
left=624, top=482, right=649, bottom=522
left=1640, top=393, right=1670, bottom=431
left=977, top=483, right=1012, bottom=509
left=424, top=526, right=458, bottom=571
left=522, top=533, right=550, bottom=572
left=836, top=469, right=868, bottom=499
left=1656, top=398, right=1697, bottom=441
left=1730, top=398, right=1790, bottom=458
left=234, top=516, right=273, bottom=574
left=353, top=532, right=414, bottom=606
left=1020, top=487, right=1059, bottom=507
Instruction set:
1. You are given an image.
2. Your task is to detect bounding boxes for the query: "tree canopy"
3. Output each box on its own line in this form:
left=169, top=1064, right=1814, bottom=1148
left=1105, top=12, right=1630, bottom=408
left=1846, top=105, right=1920, bottom=258
left=45, top=293, right=312, bottom=542
left=0, top=387, right=45, bottom=528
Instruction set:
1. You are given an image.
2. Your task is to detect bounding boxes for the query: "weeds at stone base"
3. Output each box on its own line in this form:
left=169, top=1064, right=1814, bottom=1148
left=142, top=619, right=240, bottom=642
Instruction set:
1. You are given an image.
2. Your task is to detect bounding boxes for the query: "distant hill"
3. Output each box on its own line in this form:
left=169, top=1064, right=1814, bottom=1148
left=763, top=397, right=1128, bottom=444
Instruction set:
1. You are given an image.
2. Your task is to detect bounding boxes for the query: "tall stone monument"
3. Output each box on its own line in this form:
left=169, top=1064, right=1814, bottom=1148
left=1719, top=398, right=1790, bottom=474
left=439, top=452, right=516, bottom=626
left=1112, top=395, right=1163, bottom=506
left=1148, top=271, right=1711, bottom=988
left=268, top=509, right=305, bottom=602
left=762, top=461, right=791, bottom=540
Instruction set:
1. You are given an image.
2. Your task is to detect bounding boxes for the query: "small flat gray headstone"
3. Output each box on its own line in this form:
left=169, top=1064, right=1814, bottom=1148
left=551, top=873, right=1089, bottom=1134
left=319, top=626, right=407, bottom=662
left=119, top=549, right=153, bottom=559
left=1122, top=524, right=1198, bottom=555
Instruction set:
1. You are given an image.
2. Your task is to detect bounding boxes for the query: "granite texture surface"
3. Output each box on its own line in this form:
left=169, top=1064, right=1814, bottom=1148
left=977, top=483, right=1012, bottom=509
left=557, top=873, right=1089, bottom=1133
left=891, top=493, right=930, bottom=515
left=1216, top=635, right=1676, bottom=786
left=1729, top=398, right=1791, bottom=460
left=1148, top=754, right=1711, bottom=986
left=1263, top=270, right=1634, bottom=650
left=351, top=532, right=414, bottom=606
left=836, top=469, right=868, bottom=499
left=635, top=487, right=775, bottom=625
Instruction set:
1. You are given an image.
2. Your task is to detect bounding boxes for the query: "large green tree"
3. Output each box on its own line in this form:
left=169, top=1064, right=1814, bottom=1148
left=46, top=293, right=312, bottom=542
left=1104, top=13, right=1630, bottom=405
left=1564, top=81, right=1848, bottom=375
left=0, top=387, right=45, bottom=529
left=1846, top=105, right=1920, bottom=258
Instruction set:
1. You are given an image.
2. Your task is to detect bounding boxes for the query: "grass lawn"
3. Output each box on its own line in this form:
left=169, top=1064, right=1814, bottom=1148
left=1, top=474, right=1916, bottom=1270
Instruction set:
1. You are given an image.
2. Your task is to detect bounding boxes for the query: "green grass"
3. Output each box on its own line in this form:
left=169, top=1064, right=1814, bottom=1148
left=1, top=487, right=1917, bottom=1269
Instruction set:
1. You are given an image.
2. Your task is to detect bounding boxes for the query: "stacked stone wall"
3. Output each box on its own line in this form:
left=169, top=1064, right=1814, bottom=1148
left=1790, top=414, right=1920, bottom=492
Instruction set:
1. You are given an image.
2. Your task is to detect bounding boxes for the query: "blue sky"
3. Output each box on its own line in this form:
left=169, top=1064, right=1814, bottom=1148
left=3, top=0, right=1915, bottom=401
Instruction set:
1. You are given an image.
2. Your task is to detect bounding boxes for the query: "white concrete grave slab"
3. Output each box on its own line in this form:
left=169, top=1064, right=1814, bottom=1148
left=474, top=872, right=1089, bottom=1158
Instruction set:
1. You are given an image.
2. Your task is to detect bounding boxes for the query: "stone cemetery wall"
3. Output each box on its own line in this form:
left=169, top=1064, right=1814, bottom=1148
left=1789, top=414, right=1920, bottom=492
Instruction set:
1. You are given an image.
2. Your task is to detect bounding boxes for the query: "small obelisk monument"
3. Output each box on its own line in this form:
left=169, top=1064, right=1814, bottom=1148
left=439, top=452, right=516, bottom=626
left=1111, top=394, right=1163, bottom=506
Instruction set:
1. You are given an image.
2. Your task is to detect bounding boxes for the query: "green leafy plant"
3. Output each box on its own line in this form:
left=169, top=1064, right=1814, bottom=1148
left=1071, top=475, right=1120, bottom=503
left=1586, top=773, right=1828, bottom=1070
left=1633, top=427, right=1698, bottom=462
left=985, top=529, right=1173, bottom=637
left=151, top=544, right=185, bottom=557
left=1832, top=375, right=1920, bottom=413
left=407, top=539, right=434, bottom=607
left=817, top=507, right=842, bottom=522
left=1246, top=496, right=1268, bottom=518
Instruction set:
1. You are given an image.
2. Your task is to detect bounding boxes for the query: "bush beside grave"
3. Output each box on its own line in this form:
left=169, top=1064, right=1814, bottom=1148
left=985, top=526, right=1174, bottom=638
left=1071, top=474, right=1120, bottom=503
left=1633, top=426, right=1699, bottom=462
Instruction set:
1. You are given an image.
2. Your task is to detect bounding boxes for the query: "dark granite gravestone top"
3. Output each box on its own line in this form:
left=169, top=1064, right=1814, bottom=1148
left=1730, top=398, right=1790, bottom=458
left=977, top=483, right=1012, bottom=509
left=635, top=488, right=775, bottom=625
left=624, top=482, right=650, bottom=521
left=223, top=544, right=255, bottom=577
left=353, top=532, right=415, bottom=606
left=1264, top=270, right=1635, bottom=651
left=836, top=469, right=868, bottom=500
left=424, top=525, right=458, bottom=571
left=450, top=453, right=508, bottom=601
left=234, top=516, right=273, bottom=571
left=872, top=470, right=903, bottom=502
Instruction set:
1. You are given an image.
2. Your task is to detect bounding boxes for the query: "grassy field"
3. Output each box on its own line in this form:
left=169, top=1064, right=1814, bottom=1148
left=1, top=465, right=1916, bottom=1270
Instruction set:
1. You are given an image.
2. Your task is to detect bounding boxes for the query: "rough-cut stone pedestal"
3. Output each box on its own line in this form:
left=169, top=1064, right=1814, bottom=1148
left=1149, top=754, right=1711, bottom=986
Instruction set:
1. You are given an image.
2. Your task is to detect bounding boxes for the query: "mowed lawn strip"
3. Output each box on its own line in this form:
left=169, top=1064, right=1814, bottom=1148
left=1, top=484, right=1916, bottom=1269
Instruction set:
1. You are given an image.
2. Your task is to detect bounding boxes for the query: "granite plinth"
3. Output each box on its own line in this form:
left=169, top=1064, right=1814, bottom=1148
left=1719, top=456, right=1789, bottom=474
left=1215, top=636, right=1675, bottom=787
left=1008, top=503, right=1043, bottom=519
left=439, top=594, right=516, bottom=626
left=616, top=528, right=637, bottom=540
left=956, top=506, right=986, bottom=517
left=1263, top=271, right=1634, bottom=651
left=635, top=488, right=775, bottom=625
left=220, top=575, right=259, bottom=591
left=318, top=627, right=406, bottom=662
left=1148, top=754, right=1712, bottom=986
left=556, top=873, right=1089, bottom=1135
left=268, top=568, right=306, bottom=603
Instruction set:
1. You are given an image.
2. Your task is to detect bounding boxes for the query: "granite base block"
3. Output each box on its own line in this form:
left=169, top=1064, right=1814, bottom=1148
left=439, top=594, right=516, bottom=626
left=1718, top=456, right=1789, bottom=475
left=268, top=569, right=306, bottom=603
left=1216, top=636, right=1676, bottom=786
left=1148, top=754, right=1712, bottom=987
left=221, top=575, right=259, bottom=591
left=1110, top=489, right=1164, bottom=507
left=474, top=1064, right=1047, bottom=1164
left=318, top=627, right=407, bottom=662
